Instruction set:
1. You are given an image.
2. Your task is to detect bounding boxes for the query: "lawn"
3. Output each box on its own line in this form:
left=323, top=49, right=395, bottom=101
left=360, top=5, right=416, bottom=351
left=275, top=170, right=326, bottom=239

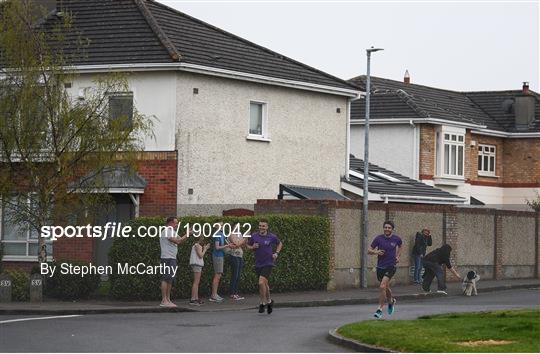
left=337, top=309, right=540, bottom=352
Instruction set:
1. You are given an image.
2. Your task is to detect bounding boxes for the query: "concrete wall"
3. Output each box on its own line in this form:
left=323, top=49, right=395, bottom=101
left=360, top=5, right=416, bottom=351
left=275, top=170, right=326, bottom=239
left=176, top=72, right=348, bottom=205
left=456, top=211, right=495, bottom=279
left=388, top=209, right=444, bottom=285
left=350, top=124, right=418, bottom=179
left=331, top=207, right=363, bottom=289
left=253, top=200, right=539, bottom=290
left=500, top=215, right=536, bottom=278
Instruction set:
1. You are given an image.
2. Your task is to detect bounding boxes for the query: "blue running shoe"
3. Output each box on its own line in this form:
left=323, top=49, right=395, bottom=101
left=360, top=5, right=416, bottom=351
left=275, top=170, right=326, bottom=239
left=387, top=298, right=396, bottom=315
left=373, top=309, right=383, bottom=319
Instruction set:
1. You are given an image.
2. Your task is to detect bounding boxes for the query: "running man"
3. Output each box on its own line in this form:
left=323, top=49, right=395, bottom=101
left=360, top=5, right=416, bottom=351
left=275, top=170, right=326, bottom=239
left=368, top=220, right=402, bottom=319
left=246, top=218, right=283, bottom=314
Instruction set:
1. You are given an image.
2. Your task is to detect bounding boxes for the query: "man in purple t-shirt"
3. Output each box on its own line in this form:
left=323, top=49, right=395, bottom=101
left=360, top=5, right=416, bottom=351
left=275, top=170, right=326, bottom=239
left=247, top=218, right=283, bottom=314
left=368, top=220, right=402, bottom=319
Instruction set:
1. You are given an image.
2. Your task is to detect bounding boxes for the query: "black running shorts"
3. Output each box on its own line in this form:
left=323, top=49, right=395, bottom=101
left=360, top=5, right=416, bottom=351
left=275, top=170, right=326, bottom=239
left=376, top=266, right=396, bottom=282
left=255, top=266, right=273, bottom=279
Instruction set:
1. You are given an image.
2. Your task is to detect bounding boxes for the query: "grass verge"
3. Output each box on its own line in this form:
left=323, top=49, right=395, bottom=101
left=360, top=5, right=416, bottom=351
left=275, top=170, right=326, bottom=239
left=337, top=309, right=540, bottom=352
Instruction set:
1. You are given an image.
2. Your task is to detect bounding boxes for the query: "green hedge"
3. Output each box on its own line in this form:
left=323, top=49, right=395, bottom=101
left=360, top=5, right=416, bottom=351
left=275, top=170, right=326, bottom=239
left=43, top=260, right=101, bottom=300
left=109, top=215, right=330, bottom=300
left=5, top=269, right=29, bottom=301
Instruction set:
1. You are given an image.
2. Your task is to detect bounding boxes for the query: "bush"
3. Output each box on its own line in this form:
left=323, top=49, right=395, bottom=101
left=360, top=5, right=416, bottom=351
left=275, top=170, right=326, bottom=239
left=5, top=269, right=29, bottom=301
left=0, top=243, right=3, bottom=274
left=44, top=260, right=101, bottom=300
left=109, top=215, right=330, bottom=300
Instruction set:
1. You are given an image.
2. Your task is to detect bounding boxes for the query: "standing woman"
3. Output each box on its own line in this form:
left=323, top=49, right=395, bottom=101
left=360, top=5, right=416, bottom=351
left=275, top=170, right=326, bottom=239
left=228, top=223, right=246, bottom=300
left=412, top=227, right=433, bottom=284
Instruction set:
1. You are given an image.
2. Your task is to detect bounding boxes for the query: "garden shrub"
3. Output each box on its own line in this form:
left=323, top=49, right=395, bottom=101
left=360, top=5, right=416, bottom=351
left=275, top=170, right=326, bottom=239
left=44, top=260, right=100, bottom=300
left=109, top=215, right=330, bottom=300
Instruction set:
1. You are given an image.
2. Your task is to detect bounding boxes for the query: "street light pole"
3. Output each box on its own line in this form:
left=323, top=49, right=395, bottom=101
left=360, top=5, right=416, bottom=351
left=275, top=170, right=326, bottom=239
left=361, top=47, right=383, bottom=288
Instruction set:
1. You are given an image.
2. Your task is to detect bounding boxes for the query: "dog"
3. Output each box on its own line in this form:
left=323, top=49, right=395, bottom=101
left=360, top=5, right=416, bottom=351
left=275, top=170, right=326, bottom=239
left=462, top=270, right=480, bottom=296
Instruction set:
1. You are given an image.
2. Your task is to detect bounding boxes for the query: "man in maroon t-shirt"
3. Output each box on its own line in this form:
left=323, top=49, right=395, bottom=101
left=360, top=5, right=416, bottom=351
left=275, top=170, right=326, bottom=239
left=247, top=218, right=283, bottom=314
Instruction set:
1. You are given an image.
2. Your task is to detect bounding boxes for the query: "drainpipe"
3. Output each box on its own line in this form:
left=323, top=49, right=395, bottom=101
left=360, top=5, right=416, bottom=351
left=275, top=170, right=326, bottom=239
left=409, top=119, right=418, bottom=179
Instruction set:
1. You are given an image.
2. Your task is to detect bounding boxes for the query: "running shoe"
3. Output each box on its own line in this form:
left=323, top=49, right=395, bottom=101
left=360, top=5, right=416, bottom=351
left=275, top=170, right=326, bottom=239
left=189, top=299, right=201, bottom=306
left=209, top=295, right=224, bottom=302
left=231, top=294, right=245, bottom=301
left=267, top=299, right=274, bottom=314
left=436, top=290, right=448, bottom=295
left=373, top=308, right=383, bottom=319
left=387, top=298, right=396, bottom=315
left=197, top=299, right=205, bottom=305
left=258, top=303, right=265, bottom=313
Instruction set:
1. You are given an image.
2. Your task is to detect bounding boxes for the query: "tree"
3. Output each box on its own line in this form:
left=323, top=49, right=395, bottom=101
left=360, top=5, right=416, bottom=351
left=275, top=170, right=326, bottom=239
left=0, top=1, right=154, bottom=264
left=526, top=192, right=540, bottom=212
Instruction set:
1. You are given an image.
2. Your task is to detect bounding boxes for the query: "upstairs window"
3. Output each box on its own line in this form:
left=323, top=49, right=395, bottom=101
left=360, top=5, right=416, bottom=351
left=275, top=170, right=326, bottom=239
left=478, top=144, right=496, bottom=176
left=442, top=133, right=464, bottom=177
left=436, top=128, right=465, bottom=179
left=108, top=93, right=133, bottom=130
left=248, top=101, right=267, bottom=138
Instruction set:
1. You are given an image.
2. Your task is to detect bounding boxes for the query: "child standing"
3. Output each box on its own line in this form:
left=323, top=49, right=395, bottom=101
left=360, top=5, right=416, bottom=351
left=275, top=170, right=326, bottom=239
left=189, top=237, right=210, bottom=305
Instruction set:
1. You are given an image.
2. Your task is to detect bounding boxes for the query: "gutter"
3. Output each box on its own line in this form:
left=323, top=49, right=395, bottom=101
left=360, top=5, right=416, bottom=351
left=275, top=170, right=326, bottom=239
left=350, top=118, right=540, bottom=138
left=68, top=63, right=360, bottom=98
left=470, top=129, right=540, bottom=138
left=341, top=181, right=466, bottom=204
left=350, top=117, right=486, bottom=130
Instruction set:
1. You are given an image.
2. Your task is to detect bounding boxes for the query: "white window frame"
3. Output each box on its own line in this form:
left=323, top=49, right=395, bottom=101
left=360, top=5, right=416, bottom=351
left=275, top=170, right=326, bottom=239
left=0, top=196, right=53, bottom=261
left=246, top=100, right=270, bottom=142
left=436, top=126, right=465, bottom=179
left=478, top=144, right=496, bottom=177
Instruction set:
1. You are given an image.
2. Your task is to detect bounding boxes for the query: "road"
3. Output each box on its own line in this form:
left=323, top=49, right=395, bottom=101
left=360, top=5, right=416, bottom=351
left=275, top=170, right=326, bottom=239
left=1, top=288, right=539, bottom=352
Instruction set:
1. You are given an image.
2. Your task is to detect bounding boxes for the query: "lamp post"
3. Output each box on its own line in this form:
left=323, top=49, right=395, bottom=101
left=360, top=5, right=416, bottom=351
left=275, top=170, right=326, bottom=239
left=361, top=46, right=383, bottom=288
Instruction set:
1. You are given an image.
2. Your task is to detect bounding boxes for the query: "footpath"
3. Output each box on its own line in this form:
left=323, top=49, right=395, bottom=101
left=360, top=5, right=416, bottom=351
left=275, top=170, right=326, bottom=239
left=0, top=278, right=539, bottom=315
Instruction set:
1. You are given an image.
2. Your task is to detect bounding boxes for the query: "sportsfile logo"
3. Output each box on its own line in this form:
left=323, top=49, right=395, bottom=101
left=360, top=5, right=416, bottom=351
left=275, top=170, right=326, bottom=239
left=40, top=222, right=251, bottom=241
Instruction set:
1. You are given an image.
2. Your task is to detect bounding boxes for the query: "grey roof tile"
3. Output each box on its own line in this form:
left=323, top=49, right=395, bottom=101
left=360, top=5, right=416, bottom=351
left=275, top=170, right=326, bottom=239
left=346, top=155, right=465, bottom=202
left=32, top=0, right=356, bottom=90
left=349, top=76, right=540, bottom=133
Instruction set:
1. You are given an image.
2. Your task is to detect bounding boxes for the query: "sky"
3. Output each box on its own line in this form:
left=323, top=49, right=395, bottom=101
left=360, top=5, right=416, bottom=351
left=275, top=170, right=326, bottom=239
left=159, top=0, right=539, bottom=92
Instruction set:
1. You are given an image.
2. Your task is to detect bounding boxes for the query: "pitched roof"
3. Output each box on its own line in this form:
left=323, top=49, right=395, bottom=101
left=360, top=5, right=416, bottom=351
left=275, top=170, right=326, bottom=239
left=349, top=76, right=540, bottom=133
left=344, top=155, right=465, bottom=204
left=36, top=0, right=356, bottom=90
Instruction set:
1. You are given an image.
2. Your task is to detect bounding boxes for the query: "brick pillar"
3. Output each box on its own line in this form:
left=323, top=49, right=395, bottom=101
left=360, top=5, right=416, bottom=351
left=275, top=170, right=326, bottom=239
left=534, top=212, right=540, bottom=278
left=494, top=212, right=504, bottom=280
left=444, top=208, right=458, bottom=282
left=327, top=205, right=337, bottom=290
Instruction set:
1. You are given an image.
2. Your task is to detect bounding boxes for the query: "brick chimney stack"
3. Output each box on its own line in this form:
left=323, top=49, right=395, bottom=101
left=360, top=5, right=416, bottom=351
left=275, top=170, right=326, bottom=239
left=523, top=82, right=530, bottom=95
left=404, top=70, right=410, bottom=84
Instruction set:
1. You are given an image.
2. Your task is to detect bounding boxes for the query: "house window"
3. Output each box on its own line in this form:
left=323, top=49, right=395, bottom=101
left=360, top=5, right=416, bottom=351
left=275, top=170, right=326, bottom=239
left=249, top=101, right=267, bottom=137
left=0, top=197, right=53, bottom=258
left=439, top=131, right=464, bottom=178
left=109, top=93, right=133, bottom=130
left=478, top=144, right=496, bottom=176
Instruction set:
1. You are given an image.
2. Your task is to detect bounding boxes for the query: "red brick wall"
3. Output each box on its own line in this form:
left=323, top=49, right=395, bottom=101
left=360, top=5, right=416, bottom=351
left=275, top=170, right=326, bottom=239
left=419, top=124, right=436, bottom=179
left=137, top=151, right=177, bottom=217
left=53, top=236, right=94, bottom=262
left=502, top=138, right=540, bottom=186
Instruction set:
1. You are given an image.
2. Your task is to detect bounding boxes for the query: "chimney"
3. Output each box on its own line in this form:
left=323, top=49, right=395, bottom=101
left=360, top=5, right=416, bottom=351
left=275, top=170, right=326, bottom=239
left=404, top=70, right=410, bottom=84
left=523, top=81, right=530, bottom=95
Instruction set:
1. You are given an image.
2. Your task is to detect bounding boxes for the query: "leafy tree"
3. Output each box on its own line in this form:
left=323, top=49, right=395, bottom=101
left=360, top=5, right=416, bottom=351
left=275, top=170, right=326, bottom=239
left=526, top=192, right=540, bottom=212
left=0, top=1, right=154, bottom=264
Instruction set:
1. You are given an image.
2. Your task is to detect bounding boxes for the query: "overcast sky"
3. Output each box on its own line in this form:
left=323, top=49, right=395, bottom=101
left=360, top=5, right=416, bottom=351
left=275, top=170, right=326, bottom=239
left=160, top=1, right=539, bottom=92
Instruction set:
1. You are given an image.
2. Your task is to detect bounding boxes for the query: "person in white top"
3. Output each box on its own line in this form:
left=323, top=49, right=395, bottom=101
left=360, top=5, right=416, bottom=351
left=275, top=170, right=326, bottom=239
left=189, top=236, right=210, bottom=306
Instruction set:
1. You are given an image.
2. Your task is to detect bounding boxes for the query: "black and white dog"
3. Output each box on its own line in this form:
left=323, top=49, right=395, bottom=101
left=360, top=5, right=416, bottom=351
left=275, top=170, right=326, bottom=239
left=462, top=270, right=480, bottom=296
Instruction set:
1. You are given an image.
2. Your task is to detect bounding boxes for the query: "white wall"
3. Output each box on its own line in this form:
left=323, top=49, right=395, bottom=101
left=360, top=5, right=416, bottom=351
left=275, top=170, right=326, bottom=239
left=68, top=72, right=176, bottom=151
left=350, top=124, right=418, bottom=179
left=175, top=72, right=348, bottom=204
